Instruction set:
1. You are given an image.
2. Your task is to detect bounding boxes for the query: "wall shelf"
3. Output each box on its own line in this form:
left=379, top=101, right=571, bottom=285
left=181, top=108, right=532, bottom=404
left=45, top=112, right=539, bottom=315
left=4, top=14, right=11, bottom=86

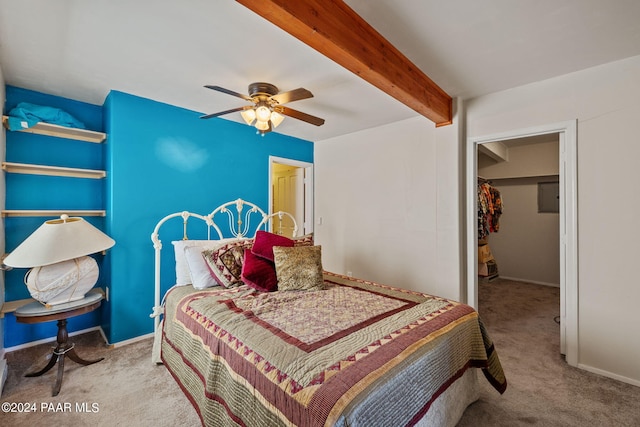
left=2, top=210, right=106, bottom=218
left=2, top=162, right=106, bottom=179
left=2, top=115, right=106, bottom=143
left=0, top=299, right=31, bottom=318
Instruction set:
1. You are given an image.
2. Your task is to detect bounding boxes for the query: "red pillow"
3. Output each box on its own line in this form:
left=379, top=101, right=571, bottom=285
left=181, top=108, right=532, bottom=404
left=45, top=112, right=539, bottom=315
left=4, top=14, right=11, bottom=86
left=251, top=231, right=294, bottom=261
left=241, top=249, right=278, bottom=292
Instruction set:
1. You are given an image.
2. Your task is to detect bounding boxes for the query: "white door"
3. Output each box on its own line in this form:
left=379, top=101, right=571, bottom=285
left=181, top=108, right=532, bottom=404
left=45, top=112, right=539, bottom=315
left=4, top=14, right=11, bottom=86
left=269, top=156, right=314, bottom=237
left=272, top=164, right=302, bottom=237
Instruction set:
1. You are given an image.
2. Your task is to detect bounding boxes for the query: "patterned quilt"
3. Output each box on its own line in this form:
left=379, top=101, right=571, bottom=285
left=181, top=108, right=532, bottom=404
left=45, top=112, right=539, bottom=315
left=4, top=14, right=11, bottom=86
left=161, top=272, right=506, bottom=427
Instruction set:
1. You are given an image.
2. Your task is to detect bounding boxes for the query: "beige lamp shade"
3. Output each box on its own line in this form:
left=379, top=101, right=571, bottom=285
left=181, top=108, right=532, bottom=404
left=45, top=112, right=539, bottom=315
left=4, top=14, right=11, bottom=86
left=4, top=215, right=115, bottom=268
left=270, top=111, right=285, bottom=128
left=240, top=108, right=256, bottom=125
left=4, top=215, right=115, bottom=305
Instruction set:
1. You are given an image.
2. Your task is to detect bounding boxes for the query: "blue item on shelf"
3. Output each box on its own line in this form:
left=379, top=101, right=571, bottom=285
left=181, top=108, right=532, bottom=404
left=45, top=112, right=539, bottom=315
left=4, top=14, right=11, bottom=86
left=6, top=102, right=86, bottom=130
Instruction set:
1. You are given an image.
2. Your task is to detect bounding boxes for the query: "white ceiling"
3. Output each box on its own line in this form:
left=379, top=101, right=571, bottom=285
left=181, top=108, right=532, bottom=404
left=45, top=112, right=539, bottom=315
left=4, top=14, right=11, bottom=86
left=1, top=0, right=640, bottom=142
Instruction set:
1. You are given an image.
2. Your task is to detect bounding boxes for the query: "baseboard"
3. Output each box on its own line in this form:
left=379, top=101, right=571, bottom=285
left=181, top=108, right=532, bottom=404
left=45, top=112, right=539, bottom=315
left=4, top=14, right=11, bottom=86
left=107, top=332, right=154, bottom=348
left=5, top=326, right=154, bottom=353
left=499, top=276, right=560, bottom=288
left=98, top=326, right=109, bottom=346
left=577, top=363, right=640, bottom=388
left=4, top=326, right=104, bottom=353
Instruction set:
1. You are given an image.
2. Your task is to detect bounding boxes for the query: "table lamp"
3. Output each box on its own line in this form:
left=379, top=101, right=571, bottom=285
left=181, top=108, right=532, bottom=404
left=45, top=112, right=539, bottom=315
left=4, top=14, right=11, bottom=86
left=3, top=215, right=115, bottom=306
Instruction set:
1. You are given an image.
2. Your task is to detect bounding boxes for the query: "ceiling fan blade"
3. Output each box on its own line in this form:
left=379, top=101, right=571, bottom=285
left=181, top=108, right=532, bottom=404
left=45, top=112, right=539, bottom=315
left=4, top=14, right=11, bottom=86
left=204, top=85, right=253, bottom=101
left=277, top=106, right=325, bottom=126
left=270, top=88, right=313, bottom=105
left=200, top=106, right=249, bottom=119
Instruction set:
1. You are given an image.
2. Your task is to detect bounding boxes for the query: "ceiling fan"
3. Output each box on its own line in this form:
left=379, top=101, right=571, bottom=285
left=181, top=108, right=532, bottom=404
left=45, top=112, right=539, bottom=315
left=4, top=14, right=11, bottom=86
left=200, top=82, right=325, bottom=135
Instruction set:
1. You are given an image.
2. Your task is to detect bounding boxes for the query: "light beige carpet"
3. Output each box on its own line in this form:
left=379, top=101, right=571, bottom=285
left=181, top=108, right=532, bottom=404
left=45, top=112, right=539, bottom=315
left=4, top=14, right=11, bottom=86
left=1, top=330, right=200, bottom=426
left=1, top=278, right=639, bottom=426
left=457, top=278, right=640, bottom=426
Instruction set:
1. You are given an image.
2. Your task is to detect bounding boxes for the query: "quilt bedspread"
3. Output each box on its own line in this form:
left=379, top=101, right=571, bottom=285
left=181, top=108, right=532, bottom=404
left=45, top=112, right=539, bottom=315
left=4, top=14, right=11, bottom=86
left=161, top=272, right=506, bottom=427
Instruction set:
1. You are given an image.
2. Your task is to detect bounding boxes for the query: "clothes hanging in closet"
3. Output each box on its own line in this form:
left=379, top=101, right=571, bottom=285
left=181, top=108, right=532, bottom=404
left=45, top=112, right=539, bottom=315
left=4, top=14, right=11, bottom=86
left=478, top=181, right=503, bottom=239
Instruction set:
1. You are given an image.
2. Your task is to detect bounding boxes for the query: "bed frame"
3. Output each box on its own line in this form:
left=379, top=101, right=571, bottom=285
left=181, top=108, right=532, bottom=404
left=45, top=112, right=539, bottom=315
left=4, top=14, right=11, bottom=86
left=149, top=198, right=298, bottom=332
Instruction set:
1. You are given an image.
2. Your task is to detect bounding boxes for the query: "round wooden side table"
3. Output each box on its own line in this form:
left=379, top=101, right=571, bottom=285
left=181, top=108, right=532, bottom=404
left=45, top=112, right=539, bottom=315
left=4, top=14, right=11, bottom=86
left=14, top=289, right=105, bottom=396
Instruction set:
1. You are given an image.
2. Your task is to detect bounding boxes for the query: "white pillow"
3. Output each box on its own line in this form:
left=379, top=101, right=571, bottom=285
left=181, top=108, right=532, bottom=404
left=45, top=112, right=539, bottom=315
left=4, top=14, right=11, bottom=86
left=184, top=244, right=224, bottom=289
left=172, top=239, right=235, bottom=285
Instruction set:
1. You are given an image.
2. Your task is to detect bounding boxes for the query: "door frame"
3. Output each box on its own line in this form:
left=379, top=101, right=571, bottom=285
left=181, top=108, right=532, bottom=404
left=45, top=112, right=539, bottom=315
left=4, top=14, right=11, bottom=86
left=268, top=156, right=314, bottom=236
left=465, top=120, right=578, bottom=366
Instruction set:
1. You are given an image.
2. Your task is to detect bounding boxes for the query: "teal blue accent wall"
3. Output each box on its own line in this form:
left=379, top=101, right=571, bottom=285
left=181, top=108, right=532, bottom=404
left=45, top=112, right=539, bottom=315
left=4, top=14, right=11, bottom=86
left=3, top=86, right=106, bottom=348
left=3, top=87, right=313, bottom=347
left=104, top=91, right=313, bottom=343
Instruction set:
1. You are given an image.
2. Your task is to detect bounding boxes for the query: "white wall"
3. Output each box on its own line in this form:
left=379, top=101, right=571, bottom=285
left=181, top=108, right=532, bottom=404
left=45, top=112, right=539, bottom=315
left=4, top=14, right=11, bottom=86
left=488, top=179, right=560, bottom=285
left=0, top=63, right=7, bottom=394
left=315, top=108, right=463, bottom=301
left=479, top=139, right=559, bottom=179
left=466, top=55, right=640, bottom=385
left=0, top=66, right=4, bottom=304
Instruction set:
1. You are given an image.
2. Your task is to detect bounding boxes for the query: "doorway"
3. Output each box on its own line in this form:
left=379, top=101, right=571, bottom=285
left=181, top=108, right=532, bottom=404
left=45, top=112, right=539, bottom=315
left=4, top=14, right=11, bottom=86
left=269, top=156, right=314, bottom=237
left=466, top=120, right=578, bottom=366
left=478, top=135, right=560, bottom=286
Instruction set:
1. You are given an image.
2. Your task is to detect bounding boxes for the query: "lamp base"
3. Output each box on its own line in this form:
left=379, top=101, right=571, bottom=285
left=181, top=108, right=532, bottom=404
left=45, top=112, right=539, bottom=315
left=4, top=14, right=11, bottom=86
left=25, top=256, right=99, bottom=305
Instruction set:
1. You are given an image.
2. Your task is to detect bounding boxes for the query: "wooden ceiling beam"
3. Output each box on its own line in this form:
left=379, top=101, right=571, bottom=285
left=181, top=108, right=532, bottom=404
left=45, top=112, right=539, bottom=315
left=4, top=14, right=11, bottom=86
left=236, top=0, right=452, bottom=126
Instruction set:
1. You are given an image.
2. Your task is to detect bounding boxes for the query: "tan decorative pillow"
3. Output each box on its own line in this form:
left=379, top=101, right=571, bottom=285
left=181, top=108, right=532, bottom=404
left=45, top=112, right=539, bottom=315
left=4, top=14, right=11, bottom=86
left=273, top=245, right=325, bottom=291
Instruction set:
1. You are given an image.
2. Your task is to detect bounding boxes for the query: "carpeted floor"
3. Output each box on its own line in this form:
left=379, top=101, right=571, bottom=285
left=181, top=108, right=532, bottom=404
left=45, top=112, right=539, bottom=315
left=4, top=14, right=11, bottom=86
left=1, top=330, right=200, bottom=426
left=457, top=278, right=640, bottom=427
left=1, top=278, right=639, bottom=426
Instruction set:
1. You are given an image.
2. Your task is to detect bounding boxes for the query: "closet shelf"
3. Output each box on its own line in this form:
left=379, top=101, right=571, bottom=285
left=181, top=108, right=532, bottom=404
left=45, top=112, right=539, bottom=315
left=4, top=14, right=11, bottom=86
left=2, top=115, right=106, bottom=143
left=483, top=174, right=559, bottom=182
left=2, top=162, right=106, bottom=179
left=1, top=210, right=106, bottom=218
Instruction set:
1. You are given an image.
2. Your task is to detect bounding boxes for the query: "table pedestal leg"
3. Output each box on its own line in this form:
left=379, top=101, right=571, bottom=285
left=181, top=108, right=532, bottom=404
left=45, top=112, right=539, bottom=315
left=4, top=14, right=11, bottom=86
left=24, top=318, right=104, bottom=396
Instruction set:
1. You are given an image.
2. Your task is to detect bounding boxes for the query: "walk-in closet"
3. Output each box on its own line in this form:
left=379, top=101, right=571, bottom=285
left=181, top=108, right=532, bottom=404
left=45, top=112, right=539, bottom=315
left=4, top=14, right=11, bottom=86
left=477, top=135, right=560, bottom=286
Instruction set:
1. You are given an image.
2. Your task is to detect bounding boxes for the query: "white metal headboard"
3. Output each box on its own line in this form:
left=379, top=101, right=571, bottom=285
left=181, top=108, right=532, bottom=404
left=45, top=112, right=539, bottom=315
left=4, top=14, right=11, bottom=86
left=150, top=198, right=297, bottom=332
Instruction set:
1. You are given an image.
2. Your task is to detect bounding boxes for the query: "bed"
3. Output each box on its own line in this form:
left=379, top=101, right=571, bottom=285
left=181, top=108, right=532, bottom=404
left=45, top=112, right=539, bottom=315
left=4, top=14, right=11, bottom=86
left=151, top=199, right=506, bottom=427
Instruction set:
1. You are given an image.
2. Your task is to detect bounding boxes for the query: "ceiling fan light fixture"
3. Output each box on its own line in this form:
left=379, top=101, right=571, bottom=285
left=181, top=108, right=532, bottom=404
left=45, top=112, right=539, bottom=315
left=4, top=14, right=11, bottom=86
left=255, top=119, right=270, bottom=131
left=240, top=108, right=256, bottom=125
left=202, top=82, right=324, bottom=135
left=270, top=111, right=285, bottom=128
left=255, top=105, right=271, bottom=122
